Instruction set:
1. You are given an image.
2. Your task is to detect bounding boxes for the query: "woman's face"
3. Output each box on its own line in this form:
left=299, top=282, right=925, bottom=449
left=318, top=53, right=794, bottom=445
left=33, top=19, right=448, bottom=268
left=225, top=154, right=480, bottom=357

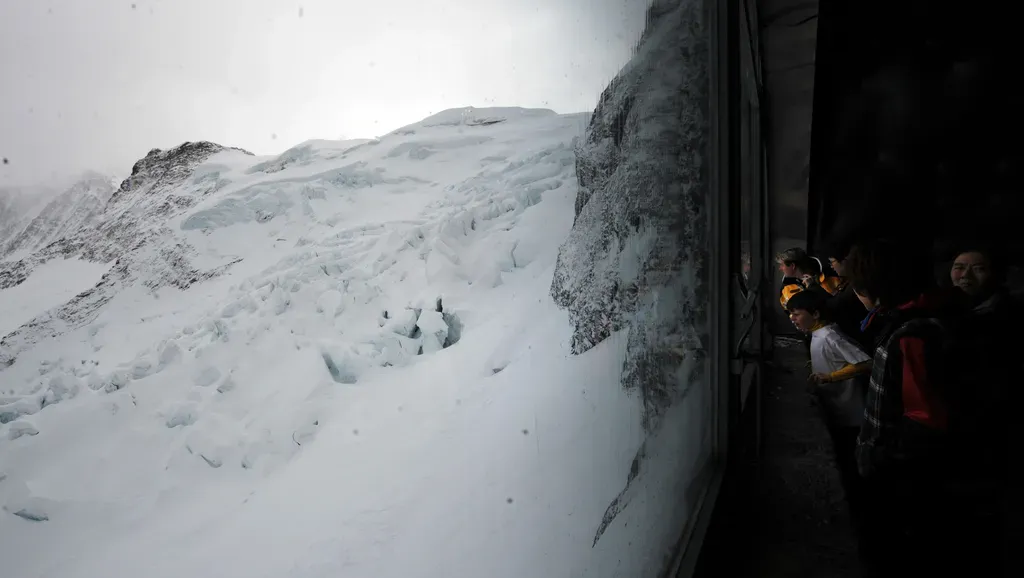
left=829, top=257, right=845, bottom=277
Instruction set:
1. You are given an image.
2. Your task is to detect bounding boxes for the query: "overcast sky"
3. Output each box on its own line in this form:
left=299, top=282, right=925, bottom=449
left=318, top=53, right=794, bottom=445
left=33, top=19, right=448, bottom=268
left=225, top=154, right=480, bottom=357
left=0, top=0, right=650, bottom=187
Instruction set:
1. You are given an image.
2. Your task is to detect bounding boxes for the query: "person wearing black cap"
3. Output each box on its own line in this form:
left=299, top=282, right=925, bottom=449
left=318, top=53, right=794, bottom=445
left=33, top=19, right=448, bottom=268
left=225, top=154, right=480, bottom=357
left=824, top=243, right=875, bottom=352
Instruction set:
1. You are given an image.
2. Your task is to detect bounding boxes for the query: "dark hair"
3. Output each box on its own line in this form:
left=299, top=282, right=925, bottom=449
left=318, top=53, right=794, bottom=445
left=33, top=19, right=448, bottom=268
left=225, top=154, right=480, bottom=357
left=846, top=239, right=932, bottom=307
left=796, top=256, right=823, bottom=277
left=785, top=289, right=828, bottom=317
left=823, top=240, right=853, bottom=262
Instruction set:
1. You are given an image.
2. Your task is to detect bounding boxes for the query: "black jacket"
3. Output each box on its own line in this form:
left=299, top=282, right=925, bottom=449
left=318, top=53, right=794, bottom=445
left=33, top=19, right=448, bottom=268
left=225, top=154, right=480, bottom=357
left=827, top=282, right=872, bottom=351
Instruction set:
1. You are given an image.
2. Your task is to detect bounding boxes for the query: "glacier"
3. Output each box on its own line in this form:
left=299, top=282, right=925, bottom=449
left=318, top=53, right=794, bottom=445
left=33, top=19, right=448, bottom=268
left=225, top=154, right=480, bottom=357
left=0, top=106, right=658, bottom=578
left=0, top=2, right=710, bottom=574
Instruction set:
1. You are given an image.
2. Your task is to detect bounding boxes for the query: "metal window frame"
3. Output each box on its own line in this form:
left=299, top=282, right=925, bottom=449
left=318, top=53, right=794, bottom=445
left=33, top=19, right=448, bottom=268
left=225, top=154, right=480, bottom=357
left=666, top=0, right=767, bottom=574
left=663, top=0, right=735, bottom=576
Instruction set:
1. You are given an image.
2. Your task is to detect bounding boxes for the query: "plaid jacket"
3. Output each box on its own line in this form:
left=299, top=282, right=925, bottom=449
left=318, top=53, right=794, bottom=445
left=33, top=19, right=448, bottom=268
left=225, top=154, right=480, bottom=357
left=856, top=308, right=953, bottom=480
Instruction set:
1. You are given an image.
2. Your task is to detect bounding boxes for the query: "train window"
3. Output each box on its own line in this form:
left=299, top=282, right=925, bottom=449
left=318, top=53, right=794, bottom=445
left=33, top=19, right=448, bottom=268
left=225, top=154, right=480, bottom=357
left=742, top=96, right=759, bottom=291
left=736, top=92, right=754, bottom=293
left=734, top=0, right=761, bottom=356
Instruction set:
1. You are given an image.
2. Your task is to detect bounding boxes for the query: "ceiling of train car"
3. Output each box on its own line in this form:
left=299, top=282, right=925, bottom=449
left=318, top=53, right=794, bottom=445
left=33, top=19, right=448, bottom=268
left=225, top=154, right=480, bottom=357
left=808, top=0, right=1022, bottom=262
left=758, top=0, right=819, bottom=332
left=759, top=0, right=818, bottom=249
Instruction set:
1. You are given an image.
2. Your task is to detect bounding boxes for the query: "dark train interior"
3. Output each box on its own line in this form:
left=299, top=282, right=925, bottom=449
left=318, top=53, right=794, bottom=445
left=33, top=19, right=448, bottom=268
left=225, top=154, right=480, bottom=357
left=679, top=0, right=1021, bottom=576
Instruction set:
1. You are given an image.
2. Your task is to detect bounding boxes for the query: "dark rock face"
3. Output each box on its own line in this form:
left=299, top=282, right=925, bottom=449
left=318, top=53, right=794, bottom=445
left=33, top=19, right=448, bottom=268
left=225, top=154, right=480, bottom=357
left=551, top=0, right=709, bottom=431
left=117, top=141, right=252, bottom=196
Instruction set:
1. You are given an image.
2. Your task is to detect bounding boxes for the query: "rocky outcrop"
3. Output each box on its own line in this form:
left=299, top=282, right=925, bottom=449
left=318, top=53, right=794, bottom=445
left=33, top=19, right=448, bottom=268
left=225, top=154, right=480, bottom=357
left=116, top=141, right=251, bottom=198
left=1, top=142, right=247, bottom=289
left=550, top=0, right=708, bottom=430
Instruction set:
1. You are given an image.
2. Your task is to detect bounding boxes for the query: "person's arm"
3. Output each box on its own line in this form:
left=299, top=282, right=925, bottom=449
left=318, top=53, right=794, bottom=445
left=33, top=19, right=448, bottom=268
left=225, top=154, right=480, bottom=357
left=810, top=361, right=870, bottom=384
left=833, top=333, right=871, bottom=378
left=827, top=361, right=871, bottom=382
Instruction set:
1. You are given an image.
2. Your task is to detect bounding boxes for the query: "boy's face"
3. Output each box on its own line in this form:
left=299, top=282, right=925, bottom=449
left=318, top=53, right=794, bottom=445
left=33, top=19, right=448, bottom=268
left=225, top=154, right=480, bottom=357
left=789, top=308, right=819, bottom=333
left=778, top=260, right=797, bottom=277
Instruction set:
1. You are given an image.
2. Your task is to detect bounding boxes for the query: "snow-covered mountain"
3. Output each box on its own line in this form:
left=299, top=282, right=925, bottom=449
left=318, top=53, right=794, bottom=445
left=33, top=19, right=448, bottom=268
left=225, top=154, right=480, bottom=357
left=1, top=172, right=116, bottom=260
left=0, top=0, right=709, bottom=569
left=0, top=184, right=63, bottom=253
left=0, top=104, right=678, bottom=578
left=0, top=141, right=257, bottom=366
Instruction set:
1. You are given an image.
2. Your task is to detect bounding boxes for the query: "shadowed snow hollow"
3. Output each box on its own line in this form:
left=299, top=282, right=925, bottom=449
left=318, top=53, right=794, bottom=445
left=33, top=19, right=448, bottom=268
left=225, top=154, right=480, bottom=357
left=0, top=106, right=679, bottom=577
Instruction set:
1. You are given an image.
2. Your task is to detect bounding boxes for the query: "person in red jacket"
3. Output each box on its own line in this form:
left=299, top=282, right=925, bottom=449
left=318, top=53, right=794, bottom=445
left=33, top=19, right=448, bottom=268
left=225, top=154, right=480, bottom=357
left=843, top=239, right=969, bottom=576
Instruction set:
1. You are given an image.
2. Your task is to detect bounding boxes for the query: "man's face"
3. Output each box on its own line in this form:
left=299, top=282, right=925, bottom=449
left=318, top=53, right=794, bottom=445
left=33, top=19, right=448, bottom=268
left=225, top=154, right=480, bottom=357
left=951, top=251, right=993, bottom=297
left=829, top=257, right=845, bottom=277
left=789, top=308, right=818, bottom=333
left=778, top=260, right=797, bottom=277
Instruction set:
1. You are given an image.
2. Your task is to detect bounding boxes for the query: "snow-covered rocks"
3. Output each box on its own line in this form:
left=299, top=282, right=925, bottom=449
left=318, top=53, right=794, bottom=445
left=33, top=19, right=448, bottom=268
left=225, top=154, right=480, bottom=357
left=0, top=396, right=42, bottom=424
left=193, top=366, right=222, bottom=388
left=550, top=0, right=708, bottom=429
left=318, top=344, right=361, bottom=384
left=315, top=289, right=344, bottom=318
left=161, top=401, right=200, bottom=429
left=7, top=421, right=39, bottom=440
left=157, top=341, right=183, bottom=367
left=43, top=374, right=79, bottom=406
left=1, top=478, right=50, bottom=522
left=417, top=310, right=448, bottom=354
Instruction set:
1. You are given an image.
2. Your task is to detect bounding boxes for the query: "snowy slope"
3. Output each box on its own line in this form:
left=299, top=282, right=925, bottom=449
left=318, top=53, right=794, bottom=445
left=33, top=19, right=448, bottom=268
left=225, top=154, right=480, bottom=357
left=0, top=257, right=113, bottom=338
left=0, top=106, right=683, bottom=577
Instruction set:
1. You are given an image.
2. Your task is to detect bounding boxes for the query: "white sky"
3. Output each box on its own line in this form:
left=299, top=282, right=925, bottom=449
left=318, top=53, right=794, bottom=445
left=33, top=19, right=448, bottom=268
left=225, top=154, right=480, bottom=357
left=0, top=0, right=651, bottom=186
